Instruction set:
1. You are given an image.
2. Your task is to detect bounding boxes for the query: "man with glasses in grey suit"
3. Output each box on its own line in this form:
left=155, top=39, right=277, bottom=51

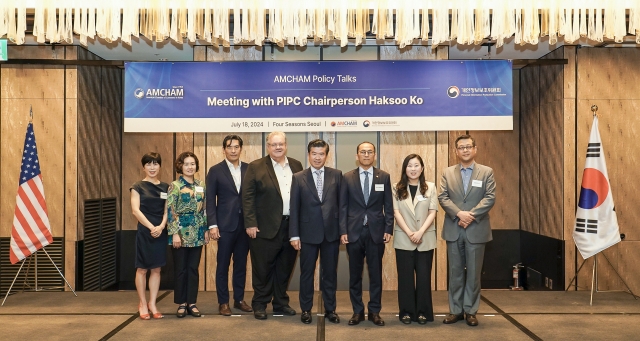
left=439, top=134, right=496, bottom=327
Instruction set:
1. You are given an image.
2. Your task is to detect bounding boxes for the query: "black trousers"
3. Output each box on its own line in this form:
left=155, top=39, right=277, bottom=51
left=172, top=245, right=203, bottom=305
left=395, top=248, right=434, bottom=321
left=249, top=218, right=298, bottom=311
left=299, top=238, right=339, bottom=312
left=215, top=215, right=250, bottom=304
left=346, top=225, right=385, bottom=314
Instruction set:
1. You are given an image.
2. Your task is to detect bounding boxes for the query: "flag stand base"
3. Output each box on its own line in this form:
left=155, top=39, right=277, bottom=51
left=1, top=248, right=77, bottom=306
left=565, top=251, right=638, bottom=306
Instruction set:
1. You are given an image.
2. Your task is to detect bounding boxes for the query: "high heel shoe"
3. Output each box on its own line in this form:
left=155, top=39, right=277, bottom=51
left=148, top=303, right=164, bottom=319
left=176, top=304, right=187, bottom=318
left=139, top=304, right=150, bottom=320
left=188, top=304, right=202, bottom=317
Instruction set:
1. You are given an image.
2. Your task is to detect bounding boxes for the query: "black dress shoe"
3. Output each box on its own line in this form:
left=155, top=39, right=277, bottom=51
left=400, top=315, right=412, bottom=324
left=274, top=306, right=296, bottom=316
left=466, top=314, right=479, bottom=326
left=368, top=312, right=385, bottom=326
left=187, top=304, right=202, bottom=317
left=254, top=308, right=267, bottom=320
left=176, top=304, right=187, bottom=318
left=301, top=311, right=312, bottom=324
left=443, top=313, right=464, bottom=324
left=417, top=315, right=428, bottom=325
left=348, top=313, right=365, bottom=325
left=325, top=311, right=340, bottom=324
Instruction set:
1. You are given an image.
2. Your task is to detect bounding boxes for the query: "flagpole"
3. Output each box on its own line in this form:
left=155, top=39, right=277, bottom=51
left=1, top=260, right=26, bottom=306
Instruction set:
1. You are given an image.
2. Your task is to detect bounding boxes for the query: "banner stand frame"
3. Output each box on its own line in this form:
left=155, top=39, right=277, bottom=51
left=565, top=251, right=638, bottom=306
left=1, top=248, right=77, bottom=306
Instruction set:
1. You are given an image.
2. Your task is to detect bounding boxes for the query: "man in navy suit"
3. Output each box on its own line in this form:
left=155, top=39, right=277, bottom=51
left=206, top=135, right=252, bottom=316
left=289, top=139, right=342, bottom=325
left=340, top=141, right=393, bottom=326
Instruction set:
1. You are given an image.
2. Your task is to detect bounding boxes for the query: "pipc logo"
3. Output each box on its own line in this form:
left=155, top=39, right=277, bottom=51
left=447, top=86, right=459, bottom=98
left=134, top=88, right=145, bottom=99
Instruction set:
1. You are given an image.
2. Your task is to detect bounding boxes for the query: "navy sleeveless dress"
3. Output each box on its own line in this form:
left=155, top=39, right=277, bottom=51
left=131, top=181, right=169, bottom=269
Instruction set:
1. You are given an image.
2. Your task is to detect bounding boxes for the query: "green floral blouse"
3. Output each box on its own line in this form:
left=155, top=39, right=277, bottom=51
left=167, top=176, right=207, bottom=247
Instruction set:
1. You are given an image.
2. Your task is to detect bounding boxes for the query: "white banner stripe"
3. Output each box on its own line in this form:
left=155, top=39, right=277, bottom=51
left=9, top=236, right=26, bottom=261
left=15, top=196, right=49, bottom=247
left=33, top=175, right=47, bottom=200
left=12, top=212, right=39, bottom=254
left=21, top=181, right=52, bottom=230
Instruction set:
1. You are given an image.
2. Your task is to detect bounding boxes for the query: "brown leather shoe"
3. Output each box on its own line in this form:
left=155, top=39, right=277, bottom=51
left=348, top=313, right=365, bottom=325
left=466, top=314, right=479, bottom=326
left=234, top=301, right=253, bottom=312
left=219, top=303, right=232, bottom=316
left=443, top=313, right=464, bottom=324
left=368, top=312, right=385, bottom=326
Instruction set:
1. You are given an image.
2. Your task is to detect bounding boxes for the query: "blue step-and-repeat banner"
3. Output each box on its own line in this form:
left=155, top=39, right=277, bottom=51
left=124, top=60, right=512, bottom=132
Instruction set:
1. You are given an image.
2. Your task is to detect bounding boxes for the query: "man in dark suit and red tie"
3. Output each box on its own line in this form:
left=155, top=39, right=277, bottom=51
left=243, top=131, right=304, bottom=320
left=205, top=135, right=253, bottom=316
left=340, top=141, right=394, bottom=326
left=289, top=139, right=342, bottom=325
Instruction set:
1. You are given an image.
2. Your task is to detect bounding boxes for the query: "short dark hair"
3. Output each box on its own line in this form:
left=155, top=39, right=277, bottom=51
left=357, top=141, right=376, bottom=153
left=455, top=134, right=476, bottom=148
left=223, top=135, right=243, bottom=148
left=175, top=151, right=199, bottom=174
left=141, top=152, right=162, bottom=167
left=307, top=139, right=329, bottom=154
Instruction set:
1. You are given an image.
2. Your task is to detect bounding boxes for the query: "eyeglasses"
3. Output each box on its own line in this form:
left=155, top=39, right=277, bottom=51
left=225, top=145, right=241, bottom=150
left=359, top=151, right=375, bottom=155
left=456, top=145, right=475, bottom=151
left=268, top=143, right=286, bottom=148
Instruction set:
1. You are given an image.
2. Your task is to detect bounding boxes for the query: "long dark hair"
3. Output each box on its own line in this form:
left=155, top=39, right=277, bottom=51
left=395, top=154, right=427, bottom=200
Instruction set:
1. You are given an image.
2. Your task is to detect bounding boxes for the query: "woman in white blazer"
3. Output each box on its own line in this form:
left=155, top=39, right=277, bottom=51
left=392, top=154, right=438, bottom=325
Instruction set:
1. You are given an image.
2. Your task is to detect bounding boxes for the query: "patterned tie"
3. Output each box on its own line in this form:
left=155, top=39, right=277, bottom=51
left=315, top=170, right=323, bottom=200
left=363, top=171, right=370, bottom=204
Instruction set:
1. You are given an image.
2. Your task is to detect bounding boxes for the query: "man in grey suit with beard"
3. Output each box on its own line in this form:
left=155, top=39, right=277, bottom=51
left=439, top=134, right=496, bottom=327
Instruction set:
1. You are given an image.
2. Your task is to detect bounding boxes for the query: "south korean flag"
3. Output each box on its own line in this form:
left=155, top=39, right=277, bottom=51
left=573, top=116, right=621, bottom=259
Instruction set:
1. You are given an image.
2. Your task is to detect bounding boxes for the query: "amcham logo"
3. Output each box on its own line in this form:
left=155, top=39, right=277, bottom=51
left=447, top=86, right=460, bottom=98
left=134, top=88, right=145, bottom=99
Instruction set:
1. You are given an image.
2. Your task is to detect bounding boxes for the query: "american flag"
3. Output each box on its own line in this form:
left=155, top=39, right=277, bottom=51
left=9, top=122, right=53, bottom=264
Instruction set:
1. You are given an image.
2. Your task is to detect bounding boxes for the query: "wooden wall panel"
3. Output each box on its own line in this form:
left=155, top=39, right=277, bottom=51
left=563, top=98, right=577, bottom=287
left=101, top=108, right=122, bottom=231
left=206, top=46, right=263, bottom=61
left=380, top=131, right=437, bottom=290
left=65, top=92, right=78, bottom=289
left=539, top=100, right=563, bottom=239
left=379, top=46, right=435, bottom=60
left=77, top=97, right=101, bottom=240
left=578, top=48, right=640, bottom=100
left=7, top=45, right=66, bottom=60
left=520, top=66, right=540, bottom=234
left=435, top=131, right=449, bottom=290
left=564, top=46, right=576, bottom=99
left=618, top=241, right=640, bottom=294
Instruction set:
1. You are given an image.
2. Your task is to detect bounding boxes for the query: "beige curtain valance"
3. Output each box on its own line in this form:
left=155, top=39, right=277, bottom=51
left=1, top=1, right=639, bottom=48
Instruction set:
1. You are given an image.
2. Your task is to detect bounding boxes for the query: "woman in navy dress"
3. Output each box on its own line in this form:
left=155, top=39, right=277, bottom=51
left=130, top=152, right=169, bottom=320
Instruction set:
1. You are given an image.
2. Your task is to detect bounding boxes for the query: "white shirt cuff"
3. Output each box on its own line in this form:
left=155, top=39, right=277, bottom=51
left=290, top=237, right=300, bottom=241
left=209, top=225, right=218, bottom=230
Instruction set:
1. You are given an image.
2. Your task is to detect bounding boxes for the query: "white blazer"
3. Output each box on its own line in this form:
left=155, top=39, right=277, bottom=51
left=392, top=182, right=438, bottom=251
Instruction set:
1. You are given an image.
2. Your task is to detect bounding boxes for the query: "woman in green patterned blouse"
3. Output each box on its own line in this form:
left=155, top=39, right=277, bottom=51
left=167, top=151, right=210, bottom=318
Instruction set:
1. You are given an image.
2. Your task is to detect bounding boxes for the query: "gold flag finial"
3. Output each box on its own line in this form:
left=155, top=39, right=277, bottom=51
left=591, top=105, right=598, bottom=117
left=29, top=106, right=33, bottom=123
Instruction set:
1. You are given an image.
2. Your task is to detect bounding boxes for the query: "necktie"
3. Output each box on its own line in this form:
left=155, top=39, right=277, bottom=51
left=363, top=171, right=370, bottom=204
left=315, top=170, right=323, bottom=200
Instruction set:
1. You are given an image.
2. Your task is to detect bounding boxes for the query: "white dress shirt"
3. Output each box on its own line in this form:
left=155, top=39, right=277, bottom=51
left=272, top=157, right=293, bottom=216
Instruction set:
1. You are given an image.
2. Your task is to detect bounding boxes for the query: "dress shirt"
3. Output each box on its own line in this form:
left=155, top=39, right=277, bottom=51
left=460, top=162, right=475, bottom=193
left=272, top=157, right=293, bottom=216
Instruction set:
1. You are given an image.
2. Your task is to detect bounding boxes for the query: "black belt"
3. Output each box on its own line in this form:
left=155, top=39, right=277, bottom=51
left=282, top=215, right=290, bottom=221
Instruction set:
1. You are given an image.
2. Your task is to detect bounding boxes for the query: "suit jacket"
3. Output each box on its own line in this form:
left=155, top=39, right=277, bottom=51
left=438, top=162, right=496, bottom=244
left=242, top=155, right=304, bottom=239
left=339, top=167, right=394, bottom=244
left=289, top=167, right=343, bottom=244
left=392, top=182, right=438, bottom=252
left=205, top=160, right=248, bottom=232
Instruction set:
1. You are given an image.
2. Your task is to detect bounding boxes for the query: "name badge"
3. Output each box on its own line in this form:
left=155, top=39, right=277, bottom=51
left=417, top=195, right=428, bottom=201
left=160, top=192, right=168, bottom=199
left=195, top=186, right=204, bottom=193
left=472, top=180, right=483, bottom=188
left=375, top=184, right=384, bottom=191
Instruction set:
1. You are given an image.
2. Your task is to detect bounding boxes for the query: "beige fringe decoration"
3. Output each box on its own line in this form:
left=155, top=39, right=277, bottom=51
left=1, top=1, right=639, bottom=48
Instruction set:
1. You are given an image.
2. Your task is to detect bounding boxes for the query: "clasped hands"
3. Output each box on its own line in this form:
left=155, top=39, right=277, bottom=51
left=456, top=211, right=475, bottom=228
